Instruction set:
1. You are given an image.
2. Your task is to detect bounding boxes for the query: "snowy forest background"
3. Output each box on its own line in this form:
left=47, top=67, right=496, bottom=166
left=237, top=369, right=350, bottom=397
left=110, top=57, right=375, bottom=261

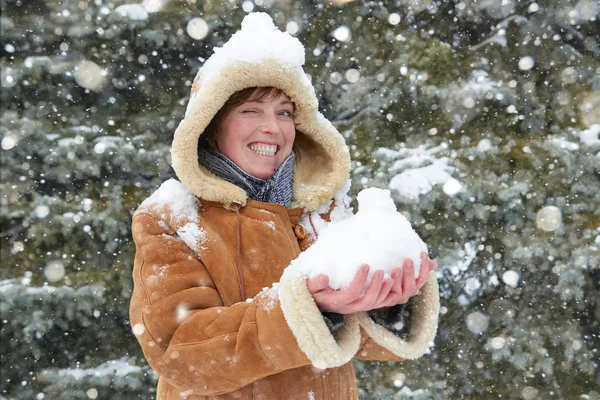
left=1, top=0, right=599, bottom=398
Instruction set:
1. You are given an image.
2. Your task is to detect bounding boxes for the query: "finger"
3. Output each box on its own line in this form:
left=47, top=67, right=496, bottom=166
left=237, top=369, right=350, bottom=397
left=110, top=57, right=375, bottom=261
left=402, top=259, right=416, bottom=297
left=421, top=252, right=438, bottom=272
left=307, top=274, right=330, bottom=293
left=381, top=290, right=402, bottom=307
left=380, top=268, right=403, bottom=306
left=430, top=259, right=438, bottom=271
left=415, top=253, right=429, bottom=289
left=389, top=267, right=403, bottom=294
left=343, top=264, right=369, bottom=302
left=415, top=271, right=428, bottom=291
left=374, top=278, right=395, bottom=307
left=312, top=292, right=337, bottom=313
left=353, top=270, right=385, bottom=308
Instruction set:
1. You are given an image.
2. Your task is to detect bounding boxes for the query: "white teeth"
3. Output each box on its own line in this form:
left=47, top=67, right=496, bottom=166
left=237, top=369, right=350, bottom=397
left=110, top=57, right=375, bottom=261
left=249, top=144, right=277, bottom=157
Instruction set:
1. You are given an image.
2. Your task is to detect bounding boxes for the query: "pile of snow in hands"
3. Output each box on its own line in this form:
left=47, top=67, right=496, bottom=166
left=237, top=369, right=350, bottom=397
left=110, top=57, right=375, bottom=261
left=286, top=188, right=428, bottom=289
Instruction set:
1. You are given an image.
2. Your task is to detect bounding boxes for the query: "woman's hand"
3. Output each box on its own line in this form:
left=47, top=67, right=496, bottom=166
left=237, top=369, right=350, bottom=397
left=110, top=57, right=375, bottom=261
left=307, top=252, right=438, bottom=314
left=381, top=252, right=438, bottom=307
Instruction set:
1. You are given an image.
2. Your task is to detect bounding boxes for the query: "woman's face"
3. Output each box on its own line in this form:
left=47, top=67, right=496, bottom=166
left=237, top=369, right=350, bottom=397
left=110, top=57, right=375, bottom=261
left=216, top=91, right=296, bottom=180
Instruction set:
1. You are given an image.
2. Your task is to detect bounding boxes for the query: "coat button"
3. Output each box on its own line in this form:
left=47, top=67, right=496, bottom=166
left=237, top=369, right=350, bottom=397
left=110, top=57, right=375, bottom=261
left=293, top=224, right=307, bottom=240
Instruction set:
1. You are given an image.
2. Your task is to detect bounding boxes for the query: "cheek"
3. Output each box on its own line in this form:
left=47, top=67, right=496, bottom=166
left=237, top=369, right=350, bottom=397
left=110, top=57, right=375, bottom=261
left=215, top=133, right=241, bottom=160
left=217, top=122, right=245, bottom=150
left=284, top=127, right=296, bottom=146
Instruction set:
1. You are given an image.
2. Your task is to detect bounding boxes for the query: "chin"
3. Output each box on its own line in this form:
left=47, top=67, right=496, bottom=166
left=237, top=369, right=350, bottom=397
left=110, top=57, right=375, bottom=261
left=254, top=171, right=274, bottom=180
left=250, top=166, right=276, bottom=179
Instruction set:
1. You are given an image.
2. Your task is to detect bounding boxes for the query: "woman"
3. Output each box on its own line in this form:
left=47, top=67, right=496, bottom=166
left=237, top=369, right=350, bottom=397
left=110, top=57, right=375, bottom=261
left=130, top=13, right=440, bottom=399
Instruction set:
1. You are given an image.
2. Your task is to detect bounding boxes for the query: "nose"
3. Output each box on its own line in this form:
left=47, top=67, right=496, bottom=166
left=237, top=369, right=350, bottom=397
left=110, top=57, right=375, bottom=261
left=260, top=113, right=281, bottom=136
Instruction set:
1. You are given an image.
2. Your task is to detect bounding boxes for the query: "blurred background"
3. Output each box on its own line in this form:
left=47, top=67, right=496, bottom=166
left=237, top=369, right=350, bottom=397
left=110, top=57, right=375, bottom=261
left=1, top=0, right=599, bottom=398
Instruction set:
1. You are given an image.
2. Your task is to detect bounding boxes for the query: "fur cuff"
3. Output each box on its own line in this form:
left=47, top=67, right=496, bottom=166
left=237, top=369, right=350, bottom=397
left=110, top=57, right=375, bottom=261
left=278, top=268, right=361, bottom=369
left=358, top=271, right=440, bottom=360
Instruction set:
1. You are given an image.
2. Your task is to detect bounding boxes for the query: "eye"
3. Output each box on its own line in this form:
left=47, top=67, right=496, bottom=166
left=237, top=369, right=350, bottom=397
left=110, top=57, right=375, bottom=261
left=279, top=110, right=293, bottom=117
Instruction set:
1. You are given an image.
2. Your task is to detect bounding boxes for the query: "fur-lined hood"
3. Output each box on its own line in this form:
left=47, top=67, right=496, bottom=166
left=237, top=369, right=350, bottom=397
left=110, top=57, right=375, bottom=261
left=171, top=13, right=351, bottom=212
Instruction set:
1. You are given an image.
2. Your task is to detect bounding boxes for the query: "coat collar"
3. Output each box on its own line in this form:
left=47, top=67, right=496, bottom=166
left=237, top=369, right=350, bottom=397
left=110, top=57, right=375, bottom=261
left=200, top=197, right=303, bottom=224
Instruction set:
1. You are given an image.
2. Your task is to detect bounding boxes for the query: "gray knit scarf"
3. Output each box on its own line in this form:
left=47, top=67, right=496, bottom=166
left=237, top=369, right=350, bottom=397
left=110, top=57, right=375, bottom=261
left=197, top=147, right=295, bottom=207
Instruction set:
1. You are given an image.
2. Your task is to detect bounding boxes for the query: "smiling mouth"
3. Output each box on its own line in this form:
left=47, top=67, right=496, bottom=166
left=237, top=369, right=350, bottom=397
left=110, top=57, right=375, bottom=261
left=248, top=143, right=278, bottom=157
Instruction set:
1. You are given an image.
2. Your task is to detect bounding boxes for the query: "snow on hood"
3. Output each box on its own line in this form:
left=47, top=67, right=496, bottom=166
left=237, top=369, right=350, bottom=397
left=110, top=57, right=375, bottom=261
left=193, top=12, right=305, bottom=96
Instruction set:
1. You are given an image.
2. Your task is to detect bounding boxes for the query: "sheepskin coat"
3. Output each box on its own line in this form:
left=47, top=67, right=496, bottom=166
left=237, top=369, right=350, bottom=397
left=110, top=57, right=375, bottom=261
left=129, top=12, right=439, bottom=400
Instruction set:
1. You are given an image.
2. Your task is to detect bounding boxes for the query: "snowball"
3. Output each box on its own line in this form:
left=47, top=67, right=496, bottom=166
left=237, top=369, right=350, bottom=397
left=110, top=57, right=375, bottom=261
left=299, top=180, right=354, bottom=240
left=357, top=187, right=397, bottom=213
left=286, top=188, right=428, bottom=289
left=240, top=12, right=276, bottom=32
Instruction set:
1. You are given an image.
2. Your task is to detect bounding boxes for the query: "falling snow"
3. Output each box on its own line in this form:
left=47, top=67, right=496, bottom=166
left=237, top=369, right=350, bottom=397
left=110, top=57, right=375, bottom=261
left=2, top=1, right=599, bottom=398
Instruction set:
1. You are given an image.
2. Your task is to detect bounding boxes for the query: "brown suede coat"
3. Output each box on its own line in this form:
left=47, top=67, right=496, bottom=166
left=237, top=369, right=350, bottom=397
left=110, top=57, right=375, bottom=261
left=130, top=13, right=439, bottom=400
left=130, top=193, right=416, bottom=399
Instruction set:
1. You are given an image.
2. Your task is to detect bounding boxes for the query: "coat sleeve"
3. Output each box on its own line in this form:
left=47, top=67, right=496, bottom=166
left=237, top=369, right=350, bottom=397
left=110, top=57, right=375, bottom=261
left=129, top=212, right=359, bottom=396
left=354, top=273, right=440, bottom=362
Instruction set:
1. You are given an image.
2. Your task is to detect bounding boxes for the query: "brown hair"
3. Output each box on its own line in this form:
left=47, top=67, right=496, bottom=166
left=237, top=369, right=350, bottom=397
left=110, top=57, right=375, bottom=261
left=203, top=87, right=296, bottom=151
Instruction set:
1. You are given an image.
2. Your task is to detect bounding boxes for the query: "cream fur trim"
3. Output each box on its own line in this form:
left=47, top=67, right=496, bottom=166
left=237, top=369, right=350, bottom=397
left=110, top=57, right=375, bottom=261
left=278, top=268, right=361, bottom=369
left=358, top=271, right=440, bottom=360
left=171, top=59, right=350, bottom=212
